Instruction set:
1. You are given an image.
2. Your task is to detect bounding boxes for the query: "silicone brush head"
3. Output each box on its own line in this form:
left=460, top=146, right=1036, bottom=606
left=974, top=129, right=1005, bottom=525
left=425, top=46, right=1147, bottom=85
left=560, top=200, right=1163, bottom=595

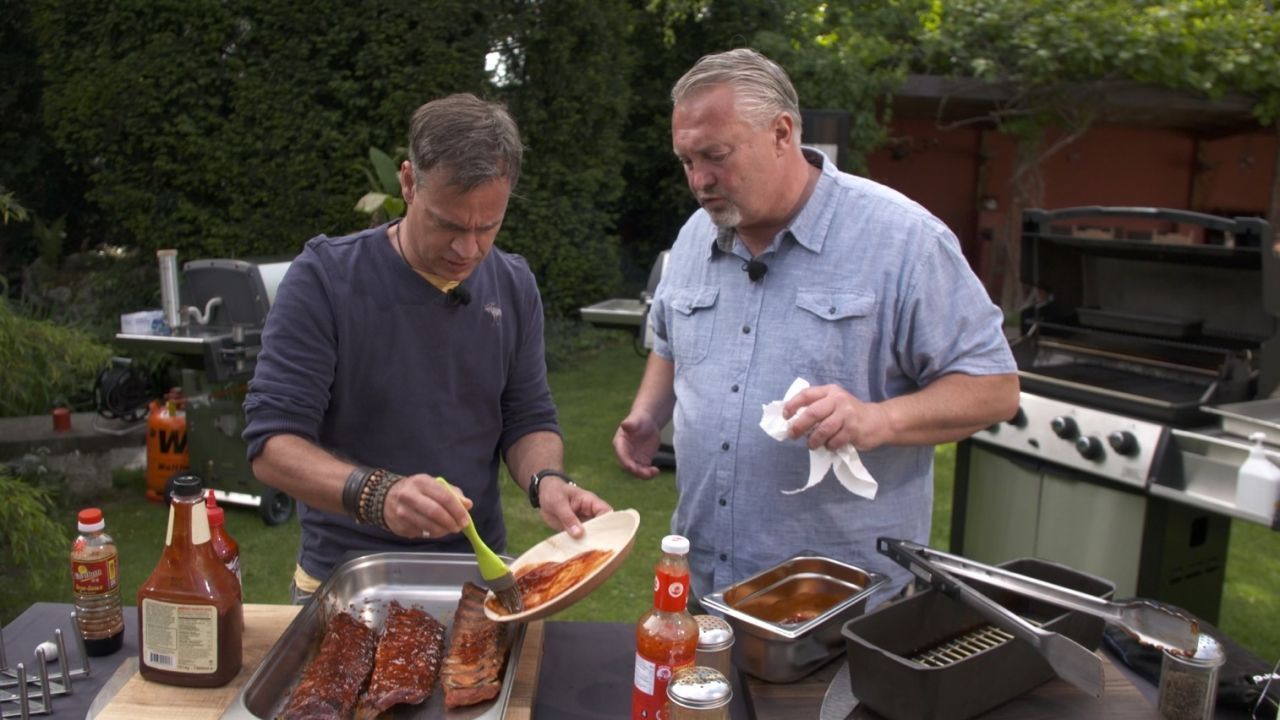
left=437, top=477, right=525, bottom=613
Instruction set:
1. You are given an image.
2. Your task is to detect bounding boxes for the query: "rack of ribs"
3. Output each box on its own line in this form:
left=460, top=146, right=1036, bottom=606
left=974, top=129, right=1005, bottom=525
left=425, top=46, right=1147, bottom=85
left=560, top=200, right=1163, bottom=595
left=280, top=610, right=376, bottom=720
left=355, top=600, right=447, bottom=717
left=441, top=582, right=513, bottom=709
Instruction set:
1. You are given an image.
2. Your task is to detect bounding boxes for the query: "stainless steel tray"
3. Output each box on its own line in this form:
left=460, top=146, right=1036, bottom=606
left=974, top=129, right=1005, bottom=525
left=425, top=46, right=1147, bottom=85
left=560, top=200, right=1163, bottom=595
left=1204, top=397, right=1280, bottom=445
left=220, top=552, right=527, bottom=720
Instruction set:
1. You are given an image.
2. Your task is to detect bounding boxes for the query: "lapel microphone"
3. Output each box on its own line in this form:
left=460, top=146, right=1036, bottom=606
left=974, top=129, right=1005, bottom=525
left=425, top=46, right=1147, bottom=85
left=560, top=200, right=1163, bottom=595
left=743, top=259, right=768, bottom=282
left=447, top=285, right=471, bottom=307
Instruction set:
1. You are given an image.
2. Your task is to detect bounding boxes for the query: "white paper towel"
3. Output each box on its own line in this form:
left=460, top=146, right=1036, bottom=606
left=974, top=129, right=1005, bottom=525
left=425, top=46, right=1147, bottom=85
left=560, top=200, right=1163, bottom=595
left=759, top=378, right=879, bottom=499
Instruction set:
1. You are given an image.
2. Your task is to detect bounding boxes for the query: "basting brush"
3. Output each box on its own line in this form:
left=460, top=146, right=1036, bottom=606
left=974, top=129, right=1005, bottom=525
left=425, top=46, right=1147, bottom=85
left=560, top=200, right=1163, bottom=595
left=437, top=477, right=524, bottom=614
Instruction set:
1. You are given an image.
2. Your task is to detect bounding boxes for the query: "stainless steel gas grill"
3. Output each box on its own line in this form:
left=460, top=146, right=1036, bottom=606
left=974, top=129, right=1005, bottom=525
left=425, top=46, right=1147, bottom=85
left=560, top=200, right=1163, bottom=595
left=952, top=207, right=1278, bottom=623
left=117, top=254, right=296, bottom=524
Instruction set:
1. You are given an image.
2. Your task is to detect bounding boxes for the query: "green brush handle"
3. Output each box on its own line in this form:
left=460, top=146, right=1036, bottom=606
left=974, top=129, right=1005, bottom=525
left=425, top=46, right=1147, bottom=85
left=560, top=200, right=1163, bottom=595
left=437, top=477, right=509, bottom=582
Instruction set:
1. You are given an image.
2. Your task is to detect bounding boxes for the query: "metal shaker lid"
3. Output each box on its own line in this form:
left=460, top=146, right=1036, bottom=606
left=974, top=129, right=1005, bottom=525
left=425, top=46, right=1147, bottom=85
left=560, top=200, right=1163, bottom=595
left=667, top=666, right=732, bottom=709
left=694, top=614, right=734, bottom=650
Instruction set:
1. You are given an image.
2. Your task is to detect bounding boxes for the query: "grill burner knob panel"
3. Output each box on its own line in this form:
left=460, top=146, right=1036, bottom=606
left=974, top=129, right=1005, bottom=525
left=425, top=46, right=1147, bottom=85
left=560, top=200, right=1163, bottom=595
left=1075, top=436, right=1104, bottom=460
left=1051, top=416, right=1078, bottom=439
left=973, top=392, right=1165, bottom=488
left=1108, top=431, right=1138, bottom=456
left=1008, top=408, right=1027, bottom=428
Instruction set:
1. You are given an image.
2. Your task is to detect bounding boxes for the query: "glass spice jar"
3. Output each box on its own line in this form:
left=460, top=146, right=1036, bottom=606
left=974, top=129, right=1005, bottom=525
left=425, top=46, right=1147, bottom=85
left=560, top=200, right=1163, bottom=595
left=667, top=666, right=731, bottom=720
left=1158, top=634, right=1225, bottom=720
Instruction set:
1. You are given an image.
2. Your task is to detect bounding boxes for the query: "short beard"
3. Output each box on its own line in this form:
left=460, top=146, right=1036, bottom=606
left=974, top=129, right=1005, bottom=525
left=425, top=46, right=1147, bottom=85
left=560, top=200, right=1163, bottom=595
left=706, top=203, right=742, bottom=230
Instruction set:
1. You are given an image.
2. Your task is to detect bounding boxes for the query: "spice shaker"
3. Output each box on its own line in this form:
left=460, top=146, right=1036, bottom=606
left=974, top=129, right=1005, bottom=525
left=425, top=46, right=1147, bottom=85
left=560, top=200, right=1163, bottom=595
left=667, top=666, right=731, bottom=720
left=694, top=615, right=734, bottom=679
left=1158, top=633, right=1225, bottom=720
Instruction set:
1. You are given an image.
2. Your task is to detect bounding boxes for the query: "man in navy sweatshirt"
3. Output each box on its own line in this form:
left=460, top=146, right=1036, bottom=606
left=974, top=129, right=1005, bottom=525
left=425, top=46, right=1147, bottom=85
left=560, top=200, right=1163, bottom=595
left=244, top=93, right=612, bottom=602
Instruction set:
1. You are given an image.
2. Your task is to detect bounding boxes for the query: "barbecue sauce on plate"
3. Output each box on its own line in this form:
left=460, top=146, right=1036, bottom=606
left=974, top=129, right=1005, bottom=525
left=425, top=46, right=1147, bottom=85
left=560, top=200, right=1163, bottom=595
left=484, top=548, right=613, bottom=616
left=137, top=474, right=243, bottom=687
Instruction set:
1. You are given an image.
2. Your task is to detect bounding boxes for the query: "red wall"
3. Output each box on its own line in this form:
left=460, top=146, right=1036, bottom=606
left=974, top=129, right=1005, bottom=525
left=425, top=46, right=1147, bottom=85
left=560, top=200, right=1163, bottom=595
left=864, top=121, right=1277, bottom=290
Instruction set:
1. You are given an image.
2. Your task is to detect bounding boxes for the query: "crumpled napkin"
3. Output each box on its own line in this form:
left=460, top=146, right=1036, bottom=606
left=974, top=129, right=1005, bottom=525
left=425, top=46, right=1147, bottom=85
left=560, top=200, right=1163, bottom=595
left=758, top=377, right=878, bottom=499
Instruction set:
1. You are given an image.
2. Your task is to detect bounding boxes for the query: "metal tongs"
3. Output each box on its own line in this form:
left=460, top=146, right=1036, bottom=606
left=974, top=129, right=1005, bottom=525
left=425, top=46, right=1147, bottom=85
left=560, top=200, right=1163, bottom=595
left=879, top=538, right=1104, bottom=698
left=883, top=539, right=1200, bottom=657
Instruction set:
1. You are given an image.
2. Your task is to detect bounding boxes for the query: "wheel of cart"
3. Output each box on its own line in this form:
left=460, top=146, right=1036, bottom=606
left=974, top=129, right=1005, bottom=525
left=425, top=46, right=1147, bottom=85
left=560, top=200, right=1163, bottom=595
left=258, top=487, right=294, bottom=525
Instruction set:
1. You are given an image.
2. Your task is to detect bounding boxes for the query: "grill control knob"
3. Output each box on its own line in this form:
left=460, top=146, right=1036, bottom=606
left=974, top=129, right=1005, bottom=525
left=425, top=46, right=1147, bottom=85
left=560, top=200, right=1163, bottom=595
left=1050, top=416, right=1078, bottom=439
left=1076, top=436, right=1104, bottom=460
left=1007, top=408, right=1027, bottom=428
left=1108, top=431, right=1139, bottom=456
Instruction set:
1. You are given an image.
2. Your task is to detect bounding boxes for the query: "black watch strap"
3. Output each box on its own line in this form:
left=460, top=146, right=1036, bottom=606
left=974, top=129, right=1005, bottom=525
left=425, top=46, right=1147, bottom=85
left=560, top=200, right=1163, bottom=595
left=528, top=469, right=574, bottom=509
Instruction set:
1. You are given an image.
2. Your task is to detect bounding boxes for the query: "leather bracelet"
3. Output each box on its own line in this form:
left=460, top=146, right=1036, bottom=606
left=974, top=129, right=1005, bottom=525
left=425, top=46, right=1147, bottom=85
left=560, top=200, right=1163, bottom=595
left=342, top=466, right=371, bottom=516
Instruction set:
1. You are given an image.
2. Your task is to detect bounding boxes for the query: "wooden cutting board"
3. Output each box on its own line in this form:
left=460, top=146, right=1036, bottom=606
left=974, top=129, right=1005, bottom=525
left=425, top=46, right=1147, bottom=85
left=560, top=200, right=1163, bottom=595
left=93, top=603, right=544, bottom=719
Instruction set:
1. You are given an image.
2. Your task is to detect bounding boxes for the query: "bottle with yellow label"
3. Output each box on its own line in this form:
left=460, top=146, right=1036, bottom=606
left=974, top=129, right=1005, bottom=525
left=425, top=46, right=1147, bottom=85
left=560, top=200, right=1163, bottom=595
left=70, top=507, right=124, bottom=656
left=137, top=473, right=243, bottom=686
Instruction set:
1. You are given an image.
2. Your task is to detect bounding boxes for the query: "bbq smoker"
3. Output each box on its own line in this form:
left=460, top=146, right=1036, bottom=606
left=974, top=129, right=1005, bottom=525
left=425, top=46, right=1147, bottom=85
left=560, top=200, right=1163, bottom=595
left=953, top=206, right=1278, bottom=622
left=117, top=253, right=295, bottom=524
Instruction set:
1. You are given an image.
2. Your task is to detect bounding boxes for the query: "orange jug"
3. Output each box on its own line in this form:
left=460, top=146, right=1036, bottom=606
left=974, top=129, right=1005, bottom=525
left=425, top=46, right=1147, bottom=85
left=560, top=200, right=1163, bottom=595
left=145, top=390, right=189, bottom=502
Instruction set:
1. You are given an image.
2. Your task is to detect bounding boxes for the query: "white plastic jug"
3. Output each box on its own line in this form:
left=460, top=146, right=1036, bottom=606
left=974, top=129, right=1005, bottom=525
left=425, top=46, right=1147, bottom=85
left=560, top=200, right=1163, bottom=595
left=1235, top=432, right=1280, bottom=524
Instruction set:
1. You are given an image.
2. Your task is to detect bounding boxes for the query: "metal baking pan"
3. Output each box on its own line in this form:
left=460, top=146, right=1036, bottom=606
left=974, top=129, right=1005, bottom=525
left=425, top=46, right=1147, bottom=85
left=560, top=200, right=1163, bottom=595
left=220, top=552, right=527, bottom=720
left=701, top=555, right=885, bottom=683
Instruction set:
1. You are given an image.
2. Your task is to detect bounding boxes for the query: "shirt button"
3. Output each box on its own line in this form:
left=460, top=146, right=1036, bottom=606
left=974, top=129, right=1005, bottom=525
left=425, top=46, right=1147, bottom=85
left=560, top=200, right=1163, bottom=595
left=742, top=325, right=751, bottom=334
left=721, top=442, right=730, bottom=451
left=731, top=384, right=739, bottom=393
left=828, top=307, right=837, bottom=315
left=719, top=554, right=728, bottom=562
left=719, top=498, right=727, bottom=506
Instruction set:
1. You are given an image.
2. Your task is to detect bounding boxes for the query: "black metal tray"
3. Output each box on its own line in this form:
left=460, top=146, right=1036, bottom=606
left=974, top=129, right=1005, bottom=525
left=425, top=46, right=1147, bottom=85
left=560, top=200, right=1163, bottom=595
left=841, top=558, right=1114, bottom=720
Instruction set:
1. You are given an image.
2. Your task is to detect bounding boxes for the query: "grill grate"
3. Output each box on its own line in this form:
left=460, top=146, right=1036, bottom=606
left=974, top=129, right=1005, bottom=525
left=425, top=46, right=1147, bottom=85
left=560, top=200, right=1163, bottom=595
left=911, top=624, right=1015, bottom=668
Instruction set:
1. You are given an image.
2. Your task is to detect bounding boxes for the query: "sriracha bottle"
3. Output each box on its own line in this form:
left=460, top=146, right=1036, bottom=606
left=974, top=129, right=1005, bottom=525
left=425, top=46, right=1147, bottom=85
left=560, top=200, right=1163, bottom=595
left=631, top=535, right=700, bottom=720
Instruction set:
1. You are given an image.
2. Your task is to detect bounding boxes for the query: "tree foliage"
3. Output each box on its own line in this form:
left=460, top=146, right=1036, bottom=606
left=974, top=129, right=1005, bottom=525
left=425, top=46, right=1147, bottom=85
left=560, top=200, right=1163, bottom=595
left=3, top=0, right=1278, bottom=320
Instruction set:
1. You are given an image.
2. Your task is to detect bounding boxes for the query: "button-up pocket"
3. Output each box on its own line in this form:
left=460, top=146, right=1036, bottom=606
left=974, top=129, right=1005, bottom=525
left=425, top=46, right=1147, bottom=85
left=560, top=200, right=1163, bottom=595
left=668, top=286, right=719, bottom=364
left=789, top=290, right=877, bottom=382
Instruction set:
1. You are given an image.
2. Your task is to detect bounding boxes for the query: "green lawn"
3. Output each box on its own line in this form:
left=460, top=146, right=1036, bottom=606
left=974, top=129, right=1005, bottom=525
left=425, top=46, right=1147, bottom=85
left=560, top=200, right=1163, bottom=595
left=31, top=340, right=1279, bottom=666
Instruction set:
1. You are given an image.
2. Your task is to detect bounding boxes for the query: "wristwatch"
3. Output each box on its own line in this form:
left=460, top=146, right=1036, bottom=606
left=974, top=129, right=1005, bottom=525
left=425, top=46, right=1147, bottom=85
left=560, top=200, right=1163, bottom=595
left=528, top=469, right=575, bottom=509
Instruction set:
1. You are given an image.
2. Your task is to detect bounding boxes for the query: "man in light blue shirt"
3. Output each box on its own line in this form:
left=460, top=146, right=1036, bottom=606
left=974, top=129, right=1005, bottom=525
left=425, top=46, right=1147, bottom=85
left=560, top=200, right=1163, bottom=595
left=613, top=49, right=1019, bottom=602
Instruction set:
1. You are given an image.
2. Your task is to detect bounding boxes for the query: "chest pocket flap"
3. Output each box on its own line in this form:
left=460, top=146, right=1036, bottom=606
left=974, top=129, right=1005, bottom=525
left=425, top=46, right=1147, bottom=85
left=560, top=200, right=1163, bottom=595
left=670, top=286, right=719, bottom=315
left=795, top=290, right=875, bottom=321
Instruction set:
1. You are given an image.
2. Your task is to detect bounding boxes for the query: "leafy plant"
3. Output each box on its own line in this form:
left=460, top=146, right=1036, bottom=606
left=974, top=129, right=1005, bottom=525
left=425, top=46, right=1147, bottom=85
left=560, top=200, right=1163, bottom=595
left=0, top=298, right=112, bottom=416
left=353, top=146, right=407, bottom=226
left=0, top=185, right=30, bottom=225
left=0, top=466, right=71, bottom=624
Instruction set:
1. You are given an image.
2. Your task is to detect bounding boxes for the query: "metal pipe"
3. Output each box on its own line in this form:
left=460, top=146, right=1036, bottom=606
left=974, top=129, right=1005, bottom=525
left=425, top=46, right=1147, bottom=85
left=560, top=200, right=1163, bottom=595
left=158, top=249, right=183, bottom=330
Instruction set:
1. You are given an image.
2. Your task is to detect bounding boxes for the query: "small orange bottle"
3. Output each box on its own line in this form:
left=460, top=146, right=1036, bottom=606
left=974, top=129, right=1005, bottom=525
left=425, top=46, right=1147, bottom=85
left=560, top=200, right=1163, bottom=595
left=137, top=474, right=243, bottom=687
left=631, top=535, right=700, bottom=720
left=206, top=491, right=242, bottom=593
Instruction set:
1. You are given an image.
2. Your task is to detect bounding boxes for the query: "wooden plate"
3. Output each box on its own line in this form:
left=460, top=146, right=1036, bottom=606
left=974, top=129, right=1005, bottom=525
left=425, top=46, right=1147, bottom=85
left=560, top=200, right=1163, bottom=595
left=485, top=508, right=641, bottom=623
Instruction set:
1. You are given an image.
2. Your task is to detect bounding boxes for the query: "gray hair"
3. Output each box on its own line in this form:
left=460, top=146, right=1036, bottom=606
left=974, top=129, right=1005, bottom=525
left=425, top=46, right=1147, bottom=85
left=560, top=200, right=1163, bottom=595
left=671, top=48, right=802, bottom=135
left=407, top=93, right=523, bottom=192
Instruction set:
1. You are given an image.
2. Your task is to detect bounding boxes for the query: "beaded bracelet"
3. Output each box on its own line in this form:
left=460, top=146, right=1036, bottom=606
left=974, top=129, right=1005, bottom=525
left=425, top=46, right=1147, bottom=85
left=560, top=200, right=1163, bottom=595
left=355, top=468, right=386, bottom=525
left=368, top=471, right=404, bottom=530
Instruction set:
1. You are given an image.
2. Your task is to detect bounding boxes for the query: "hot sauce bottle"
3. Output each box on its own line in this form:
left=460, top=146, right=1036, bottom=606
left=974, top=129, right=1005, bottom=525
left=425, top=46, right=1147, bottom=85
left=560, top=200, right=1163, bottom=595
left=632, top=535, right=700, bottom=720
left=137, top=473, right=243, bottom=687
left=205, top=490, right=242, bottom=593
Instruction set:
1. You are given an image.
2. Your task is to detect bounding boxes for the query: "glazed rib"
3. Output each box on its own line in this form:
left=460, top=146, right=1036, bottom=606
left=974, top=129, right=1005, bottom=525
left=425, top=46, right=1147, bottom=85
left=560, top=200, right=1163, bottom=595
left=357, top=601, right=447, bottom=715
left=441, top=582, right=512, bottom=709
left=280, top=611, right=376, bottom=720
